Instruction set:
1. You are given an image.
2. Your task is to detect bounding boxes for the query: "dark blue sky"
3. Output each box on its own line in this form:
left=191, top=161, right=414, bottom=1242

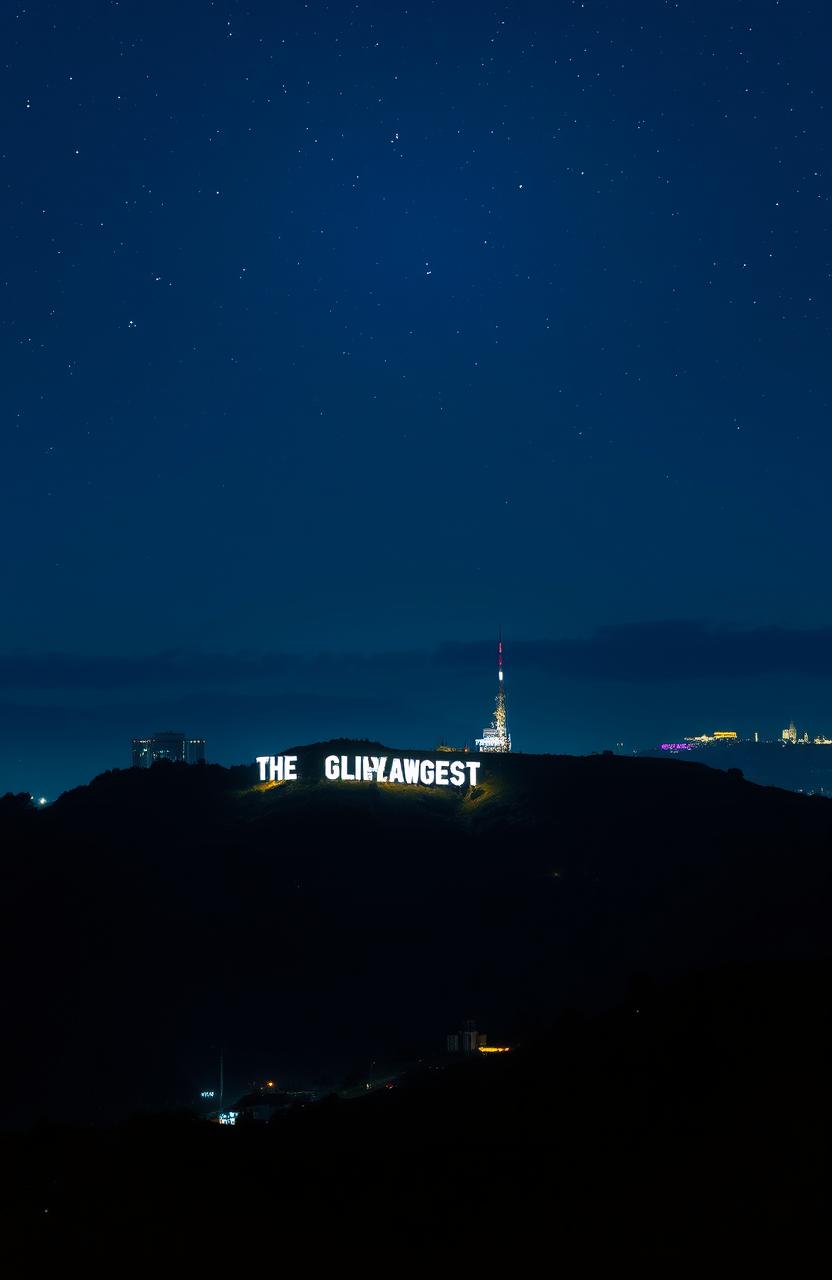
left=2, top=0, right=831, bottom=795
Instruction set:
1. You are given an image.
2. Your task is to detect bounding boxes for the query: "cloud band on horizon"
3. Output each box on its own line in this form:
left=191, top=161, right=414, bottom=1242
left=2, top=620, right=832, bottom=691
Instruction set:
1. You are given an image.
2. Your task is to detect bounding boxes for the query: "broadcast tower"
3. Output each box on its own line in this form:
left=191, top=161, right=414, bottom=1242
left=475, top=633, right=512, bottom=752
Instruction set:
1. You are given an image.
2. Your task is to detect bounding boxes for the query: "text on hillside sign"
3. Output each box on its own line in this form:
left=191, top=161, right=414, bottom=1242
left=256, top=754, right=482, bottom=787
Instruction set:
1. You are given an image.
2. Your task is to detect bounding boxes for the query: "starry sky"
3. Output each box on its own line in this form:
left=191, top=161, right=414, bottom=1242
left=3, top=0, right=832, bottom=795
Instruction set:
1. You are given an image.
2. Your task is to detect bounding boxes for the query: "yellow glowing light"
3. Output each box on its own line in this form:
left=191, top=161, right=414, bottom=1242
left=478, top=1046, right=510, bottom=1053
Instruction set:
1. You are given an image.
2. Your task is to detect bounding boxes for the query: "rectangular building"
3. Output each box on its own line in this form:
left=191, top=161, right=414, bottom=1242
left=131, top=731, right=207, bottom=768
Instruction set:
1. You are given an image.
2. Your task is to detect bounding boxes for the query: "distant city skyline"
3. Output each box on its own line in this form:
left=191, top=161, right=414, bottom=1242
left=660, top=723, right=832, bottom=751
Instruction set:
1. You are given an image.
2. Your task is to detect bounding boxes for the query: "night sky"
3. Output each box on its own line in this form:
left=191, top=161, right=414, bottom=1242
left=3, top=0, right=832, bottom=796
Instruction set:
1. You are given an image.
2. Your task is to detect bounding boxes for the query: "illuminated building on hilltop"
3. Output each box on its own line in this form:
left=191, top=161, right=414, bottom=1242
left=131, top=738, right=154, bottom=768
left=781, top=722, right=814, bottom=744
left=131, top=731, right=206, bottom=768
left=475, top=633, right=511, bottom=753
left=684, top=730, right=738, bottom=745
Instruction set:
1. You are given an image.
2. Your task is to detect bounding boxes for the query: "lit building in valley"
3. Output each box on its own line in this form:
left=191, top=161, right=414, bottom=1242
left=475, top=634, right=511, bottom=753
left=446, top=1019, right=511, bottom=1055
left=447, top=1019, right=487, bottom=1054
left=131, top=731, right=207, bottom=768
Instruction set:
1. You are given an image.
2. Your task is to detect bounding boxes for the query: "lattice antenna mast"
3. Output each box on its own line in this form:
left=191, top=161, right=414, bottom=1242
left=494, top=631, right=507, bottom=741
left=475, top=629, right=512, bottom=752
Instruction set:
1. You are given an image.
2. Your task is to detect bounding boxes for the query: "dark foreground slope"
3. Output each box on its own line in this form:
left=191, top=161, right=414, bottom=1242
left=2, top=962, right=828, bottom=1265
left=1, top=744, right=830, bottom=1127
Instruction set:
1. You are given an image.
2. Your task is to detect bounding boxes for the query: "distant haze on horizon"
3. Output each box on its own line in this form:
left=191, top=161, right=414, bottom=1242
left=5, top=622, right=832, bottom=797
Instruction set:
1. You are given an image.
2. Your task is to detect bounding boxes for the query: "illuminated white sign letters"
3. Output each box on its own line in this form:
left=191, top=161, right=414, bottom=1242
left=256, top=754, right=298, bottom=781
left=255, top=754, right=480, bottom=788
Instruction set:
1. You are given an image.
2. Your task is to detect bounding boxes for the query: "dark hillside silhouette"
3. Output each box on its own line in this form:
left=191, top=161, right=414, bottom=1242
left=1, top=743, right=830, bottom=1128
